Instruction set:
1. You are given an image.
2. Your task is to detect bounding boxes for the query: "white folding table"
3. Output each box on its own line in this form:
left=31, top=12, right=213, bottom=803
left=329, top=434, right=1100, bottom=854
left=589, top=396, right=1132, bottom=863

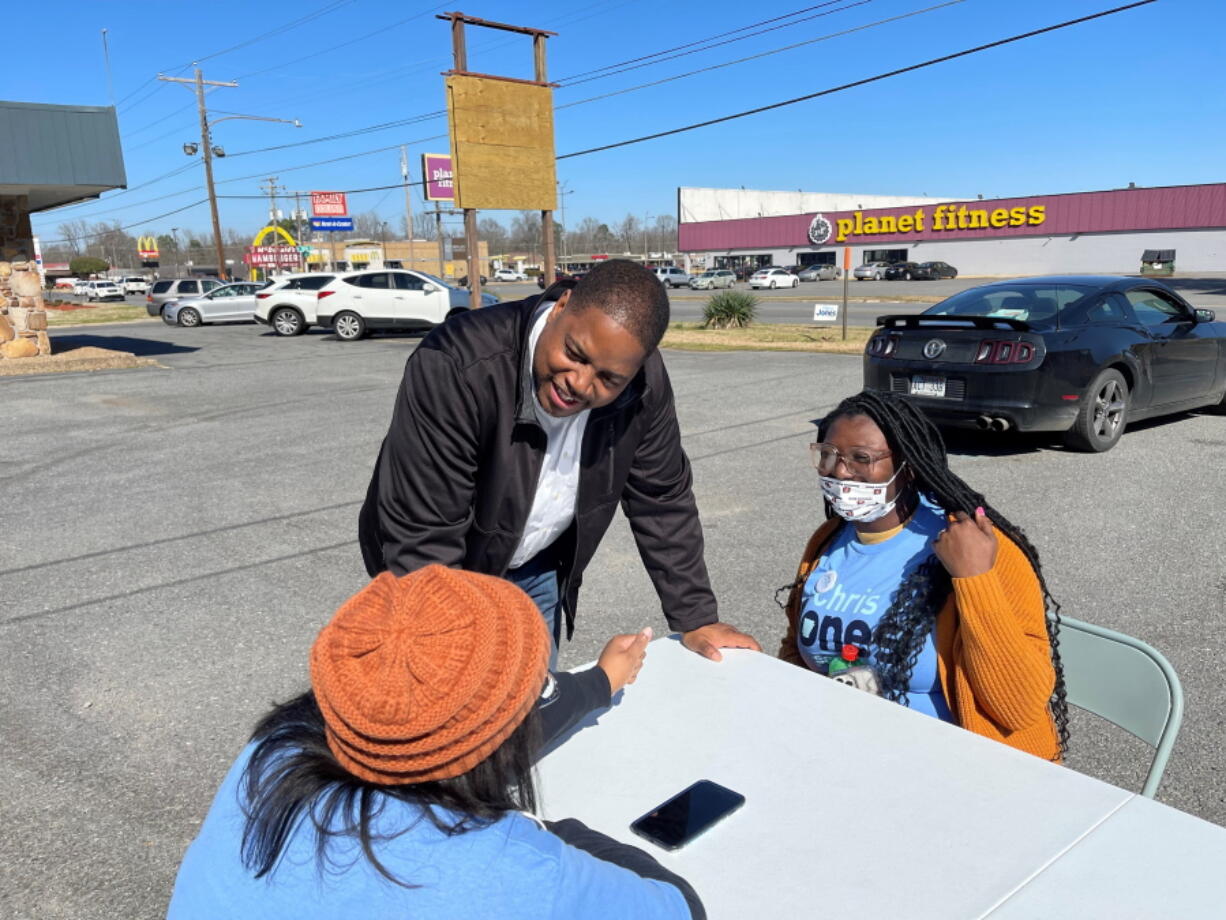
left=537, top=637, right=1226, bottom=919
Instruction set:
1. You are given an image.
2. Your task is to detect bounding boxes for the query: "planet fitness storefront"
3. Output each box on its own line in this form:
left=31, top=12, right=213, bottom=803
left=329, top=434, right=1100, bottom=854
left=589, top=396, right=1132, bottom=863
left=677, top=183, right=1226, bottom=276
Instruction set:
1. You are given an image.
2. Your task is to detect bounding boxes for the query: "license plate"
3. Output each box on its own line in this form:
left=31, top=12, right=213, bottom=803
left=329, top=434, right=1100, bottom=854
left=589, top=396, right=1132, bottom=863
left=911, top=375, right=946, bottom=398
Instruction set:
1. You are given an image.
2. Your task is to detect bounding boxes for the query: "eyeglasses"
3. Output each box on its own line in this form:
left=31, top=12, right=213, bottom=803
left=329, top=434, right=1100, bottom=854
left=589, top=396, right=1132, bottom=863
left=809, top=442, right=893, bottom=476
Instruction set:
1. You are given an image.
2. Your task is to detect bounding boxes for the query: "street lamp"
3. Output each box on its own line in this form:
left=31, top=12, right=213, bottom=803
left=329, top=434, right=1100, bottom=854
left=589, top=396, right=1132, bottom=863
left=557, top=180, right=573, bottom=270
left=180, top=111, right=301, bottom=281
left=380, top=221, right=389, bottom=267
left=170, top=227, right=181, bottom=278
left=642, top=212, right=653, bottom=265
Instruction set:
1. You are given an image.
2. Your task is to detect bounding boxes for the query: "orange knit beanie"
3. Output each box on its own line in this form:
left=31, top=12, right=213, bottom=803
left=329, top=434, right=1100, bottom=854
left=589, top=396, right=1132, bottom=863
left=309, top=565, right=551, bottom=785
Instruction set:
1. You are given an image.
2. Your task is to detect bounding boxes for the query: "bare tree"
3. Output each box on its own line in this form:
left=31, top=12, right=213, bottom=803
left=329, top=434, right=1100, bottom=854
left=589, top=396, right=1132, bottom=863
left=478, top=217, right=510, bottom=255
left=509, top=210, right=541, bottom=257
left=616, top=214, right=641, bottom=254
left=654, top=214, right=677, bottom=254
left=57, top=219, right=91, bottom=257
left=349, top=211, right=387, bottom=239
left=404, top=212, right=439, bottom=241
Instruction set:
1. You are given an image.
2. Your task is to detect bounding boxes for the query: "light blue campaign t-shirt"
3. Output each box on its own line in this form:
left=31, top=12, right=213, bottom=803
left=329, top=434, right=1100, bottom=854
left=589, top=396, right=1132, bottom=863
left=796, top=496, right=953, bottom=721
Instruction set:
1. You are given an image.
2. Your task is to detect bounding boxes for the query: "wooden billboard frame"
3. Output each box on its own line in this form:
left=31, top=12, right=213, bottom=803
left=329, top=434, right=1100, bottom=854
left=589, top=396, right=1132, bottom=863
left=439, top=11, right=558, bottom=306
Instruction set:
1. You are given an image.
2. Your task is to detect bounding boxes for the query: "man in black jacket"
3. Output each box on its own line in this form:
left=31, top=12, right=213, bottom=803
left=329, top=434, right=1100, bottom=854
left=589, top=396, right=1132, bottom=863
left=359, top=260, right=758, bottom=661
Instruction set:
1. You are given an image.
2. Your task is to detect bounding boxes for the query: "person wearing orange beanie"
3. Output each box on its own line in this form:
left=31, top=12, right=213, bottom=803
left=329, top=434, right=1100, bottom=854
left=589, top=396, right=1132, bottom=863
left=168, top=565, right=705, bottom=919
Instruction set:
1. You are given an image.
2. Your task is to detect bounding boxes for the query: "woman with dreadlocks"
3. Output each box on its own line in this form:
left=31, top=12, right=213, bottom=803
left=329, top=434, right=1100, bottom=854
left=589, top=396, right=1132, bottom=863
left=778, top=389, right=1068, bottom=760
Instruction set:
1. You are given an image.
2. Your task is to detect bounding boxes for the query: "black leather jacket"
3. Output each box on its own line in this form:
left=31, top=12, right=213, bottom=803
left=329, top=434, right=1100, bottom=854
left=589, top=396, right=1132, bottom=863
left=359, top=282, right=719, bottom=638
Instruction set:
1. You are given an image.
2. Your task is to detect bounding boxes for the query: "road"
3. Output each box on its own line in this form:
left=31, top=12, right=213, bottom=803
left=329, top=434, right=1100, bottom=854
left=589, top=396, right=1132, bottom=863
left=2, top=320, right=1225, bottom=919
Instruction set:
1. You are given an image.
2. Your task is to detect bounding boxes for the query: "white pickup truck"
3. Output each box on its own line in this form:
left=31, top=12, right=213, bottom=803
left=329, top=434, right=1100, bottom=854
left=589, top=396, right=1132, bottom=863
left=122, top=277, right=150, bottom=295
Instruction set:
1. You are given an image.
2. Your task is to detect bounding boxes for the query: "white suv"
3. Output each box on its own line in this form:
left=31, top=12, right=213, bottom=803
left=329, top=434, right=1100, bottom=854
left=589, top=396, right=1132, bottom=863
left=493, top=268, right=525, bottom=282
left=123, top=277, right=150, bottom=295
left=315, top=269, right=467, bottom=341
left=254, top=273, right=337, bottom=336
left=85, top=280, right=125, bottom=302
left=652, top=266, right=691, bottom=288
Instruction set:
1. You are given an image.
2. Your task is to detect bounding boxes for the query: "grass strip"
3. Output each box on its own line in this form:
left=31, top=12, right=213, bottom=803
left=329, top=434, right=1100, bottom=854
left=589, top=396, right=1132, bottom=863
left=661, top=323, right=872, bottom=354
left=45, top=303, right=157, bottom=327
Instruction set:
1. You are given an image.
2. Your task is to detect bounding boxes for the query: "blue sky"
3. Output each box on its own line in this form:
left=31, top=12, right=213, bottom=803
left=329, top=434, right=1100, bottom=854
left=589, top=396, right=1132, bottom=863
left=13, top=0, right=1222, bottom=247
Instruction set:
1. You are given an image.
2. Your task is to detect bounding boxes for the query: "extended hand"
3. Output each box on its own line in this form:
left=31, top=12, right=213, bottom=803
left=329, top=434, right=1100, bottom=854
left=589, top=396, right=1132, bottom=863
left=681, top=622, right=762, bottom=662
left=597, top=627, right=652, bottom=694
left=933, top=507, right=998, bottom=578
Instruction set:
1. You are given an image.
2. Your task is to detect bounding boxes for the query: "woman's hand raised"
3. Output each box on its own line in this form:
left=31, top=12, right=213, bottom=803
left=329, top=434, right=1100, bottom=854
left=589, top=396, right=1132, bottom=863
left=933, top=507, right=998, bottom=578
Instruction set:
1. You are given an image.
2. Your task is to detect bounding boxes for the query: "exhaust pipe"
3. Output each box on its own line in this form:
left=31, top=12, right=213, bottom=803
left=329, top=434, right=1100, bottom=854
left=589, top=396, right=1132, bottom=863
left=975, top=415, right=992, bottom=430
left=989, top=417, right=1012, bottom=432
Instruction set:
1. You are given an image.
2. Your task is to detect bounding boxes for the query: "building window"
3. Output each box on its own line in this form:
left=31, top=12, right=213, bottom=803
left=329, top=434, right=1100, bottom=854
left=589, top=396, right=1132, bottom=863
left=863, top=248, right=908, bottom=265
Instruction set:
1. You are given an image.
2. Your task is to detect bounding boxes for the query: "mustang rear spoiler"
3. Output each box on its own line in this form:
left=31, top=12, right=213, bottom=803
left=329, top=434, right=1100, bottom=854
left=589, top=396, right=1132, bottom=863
left=875, top=314, right=1032, bottom=332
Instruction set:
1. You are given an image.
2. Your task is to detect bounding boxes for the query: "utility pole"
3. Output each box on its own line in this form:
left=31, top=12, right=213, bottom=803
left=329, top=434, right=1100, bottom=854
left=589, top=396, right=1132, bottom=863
left=435, top=204, right=445, bottom=279
left=535, top=32, right=555, bottom=288
left=401, top=146, right=416, bottom=272
left=159, top=66, right=237, bottom=282
left=557, top=181, right=572, bottom=271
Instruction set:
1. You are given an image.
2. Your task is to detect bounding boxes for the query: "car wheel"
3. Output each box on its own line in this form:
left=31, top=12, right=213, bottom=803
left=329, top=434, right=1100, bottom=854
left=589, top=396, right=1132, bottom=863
left=903, top=272, right=912, bottom=281
left=271, top=307, right=305, bottom=337
left=1064, top=369, right=1129, bottom=452
left=792, top=277, right=799, bottom=288
left=769, top=280, right=776, bottom=289
left=334, top=311, right=366, bottom=341
left=874, top=272, right=882, bottom=281
left=177, top=307, right=202, bottom=328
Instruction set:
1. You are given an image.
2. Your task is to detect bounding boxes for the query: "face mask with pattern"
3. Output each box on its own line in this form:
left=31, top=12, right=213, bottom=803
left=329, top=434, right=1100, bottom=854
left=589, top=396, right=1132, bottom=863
left=819, top=463, right=908, bottom=523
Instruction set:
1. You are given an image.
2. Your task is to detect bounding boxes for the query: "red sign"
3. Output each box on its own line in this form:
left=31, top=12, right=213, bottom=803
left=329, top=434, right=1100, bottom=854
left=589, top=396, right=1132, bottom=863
left=311, top=191, right=348, bottom=217
left=244, top=245, right=302, bottom=267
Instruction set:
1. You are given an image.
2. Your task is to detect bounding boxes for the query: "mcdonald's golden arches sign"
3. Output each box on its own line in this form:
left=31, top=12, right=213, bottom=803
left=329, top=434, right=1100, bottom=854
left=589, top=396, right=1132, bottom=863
left=137, top=235, right=159, bottom=260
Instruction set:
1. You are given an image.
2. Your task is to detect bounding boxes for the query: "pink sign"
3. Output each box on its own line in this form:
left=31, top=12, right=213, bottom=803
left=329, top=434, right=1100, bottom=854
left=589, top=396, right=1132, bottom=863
left=310, top=191, right=348, bottom=217
left=422, top=153, right=454, bottom=202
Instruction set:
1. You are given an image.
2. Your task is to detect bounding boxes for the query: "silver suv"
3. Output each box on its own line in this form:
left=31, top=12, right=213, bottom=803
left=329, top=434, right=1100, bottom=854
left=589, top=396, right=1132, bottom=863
left=146, top=277, right=223, bottom=316
left=652, top=266, right=691, bottom=288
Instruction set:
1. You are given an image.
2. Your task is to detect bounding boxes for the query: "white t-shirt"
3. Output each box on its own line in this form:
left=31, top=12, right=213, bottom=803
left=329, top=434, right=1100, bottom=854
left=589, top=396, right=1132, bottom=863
left=508, top=304, right=591, bottom=569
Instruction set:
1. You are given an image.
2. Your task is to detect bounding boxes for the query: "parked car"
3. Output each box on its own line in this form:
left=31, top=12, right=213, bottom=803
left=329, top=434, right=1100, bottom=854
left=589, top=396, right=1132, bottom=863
left=749, top=267, right=800, bottom=289
left=798, top=264, right=841, bottom=282
left=652, top=266, right=691, bottom=288
left=911, top=261, right=958, bottom=280
left=123, top=277, right=150, bottom=295
left=85, top=280, right=125, bottom=302
left=863, top=276, right=1226, bottom=452
left=54, top=277, right=79, bottom=292
left=161, top=281, right=267, bottom=327
left=882, top=262, right=920, bottom=281
left=689, top=269, right=736, bottom=290
left=853, top=261, right=891, bottom=281
left=310, top=269, right=496, bottom=341
left=147, top=277, right=223, bottom=316
left=72, top=279, right=92, bottom=295
left=494, top=268, right=525, bottom=282
left=253, top=273, right=338, bottom=335
left=537, top=271, right=585, bottom=289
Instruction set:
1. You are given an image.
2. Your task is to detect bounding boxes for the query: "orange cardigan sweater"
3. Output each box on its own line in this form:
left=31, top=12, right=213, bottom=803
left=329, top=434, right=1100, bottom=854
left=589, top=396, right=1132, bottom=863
left=779, top=518, right=1060, bottom=761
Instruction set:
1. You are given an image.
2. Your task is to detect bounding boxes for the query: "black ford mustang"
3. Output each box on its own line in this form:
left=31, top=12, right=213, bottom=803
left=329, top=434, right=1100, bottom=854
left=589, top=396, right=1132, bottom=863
left=863, top=276, right=1226, bottom=451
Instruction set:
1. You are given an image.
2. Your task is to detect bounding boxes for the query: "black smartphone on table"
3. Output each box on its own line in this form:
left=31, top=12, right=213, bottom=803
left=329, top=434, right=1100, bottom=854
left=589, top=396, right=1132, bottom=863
left=629, top=780, right=745, bottom=851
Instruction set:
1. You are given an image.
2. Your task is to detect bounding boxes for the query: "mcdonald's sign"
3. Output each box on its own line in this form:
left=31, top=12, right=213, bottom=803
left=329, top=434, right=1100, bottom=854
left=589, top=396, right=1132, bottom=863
left=137, top=235, right=160, bottom=265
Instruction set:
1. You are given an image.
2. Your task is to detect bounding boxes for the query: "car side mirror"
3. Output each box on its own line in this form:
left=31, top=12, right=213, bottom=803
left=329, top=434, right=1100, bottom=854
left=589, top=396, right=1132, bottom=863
left=423, top=283, right=438, bottom=293
left=1195, top=308, right=1215, bottom=323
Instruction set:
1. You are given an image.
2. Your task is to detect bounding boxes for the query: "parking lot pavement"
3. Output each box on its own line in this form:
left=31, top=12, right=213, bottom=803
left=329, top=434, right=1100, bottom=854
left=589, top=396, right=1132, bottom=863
left=2, top=321, right=1225, bottom=919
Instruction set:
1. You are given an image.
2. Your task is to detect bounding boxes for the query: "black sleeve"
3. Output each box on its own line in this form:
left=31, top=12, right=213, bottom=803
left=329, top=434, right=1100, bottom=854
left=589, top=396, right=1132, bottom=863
left=546, top=818, right=706, bottom=920
left=536, top=666, right=611, bottom=754
left=620, top=359, right=719, bottom=633
left=360, top=346, right=481, bottom=576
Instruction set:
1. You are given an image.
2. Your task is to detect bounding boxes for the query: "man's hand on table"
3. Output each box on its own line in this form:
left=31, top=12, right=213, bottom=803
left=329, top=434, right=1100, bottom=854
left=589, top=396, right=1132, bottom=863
left=597, top=627, right=652, bottom=694
left=681, top=623, right=762, bottom=662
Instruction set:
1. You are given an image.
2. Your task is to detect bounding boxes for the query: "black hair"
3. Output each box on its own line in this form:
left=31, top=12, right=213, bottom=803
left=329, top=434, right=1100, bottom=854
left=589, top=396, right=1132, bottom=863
left=239, top=691, right=540, bottom=886
left=567, top=259, right=670, bottom=351
left=814, top=389, right=1069, bottom=757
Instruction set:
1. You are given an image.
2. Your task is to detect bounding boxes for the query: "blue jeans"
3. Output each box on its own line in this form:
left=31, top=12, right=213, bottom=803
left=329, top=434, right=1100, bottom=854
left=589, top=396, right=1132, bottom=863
left=505, top=552, right=561, bottom=669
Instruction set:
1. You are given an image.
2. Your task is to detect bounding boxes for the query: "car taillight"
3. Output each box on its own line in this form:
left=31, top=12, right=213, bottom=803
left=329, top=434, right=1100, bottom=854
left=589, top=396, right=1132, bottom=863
left=146, top=294, right=152, bottom=302
left=256, top=292, right=271, bottom=299
left=867, top=334, right=899, bottom=357
left=975, top=339, right=1036, bottom=364
left=317, top=290, right=334, bottom=299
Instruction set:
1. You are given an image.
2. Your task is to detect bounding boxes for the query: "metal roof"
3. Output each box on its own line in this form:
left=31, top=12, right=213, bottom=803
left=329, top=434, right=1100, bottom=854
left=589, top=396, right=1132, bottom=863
left=0, top=100, right=126, bottom=211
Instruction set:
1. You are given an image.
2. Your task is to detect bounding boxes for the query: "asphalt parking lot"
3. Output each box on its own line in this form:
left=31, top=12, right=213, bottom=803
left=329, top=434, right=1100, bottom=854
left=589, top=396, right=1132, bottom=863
left=2, top=316, right=1225, bottom=919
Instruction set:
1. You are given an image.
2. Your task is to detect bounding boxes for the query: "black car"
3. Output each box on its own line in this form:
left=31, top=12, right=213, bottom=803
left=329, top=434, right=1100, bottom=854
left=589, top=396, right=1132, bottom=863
left=863, top=276, right=1226, bottom=451
left=537, top=270, right=585, bottom=289
left=884, top=261, right=920, bottom=280
left=910, top=261, right=958, bottom=280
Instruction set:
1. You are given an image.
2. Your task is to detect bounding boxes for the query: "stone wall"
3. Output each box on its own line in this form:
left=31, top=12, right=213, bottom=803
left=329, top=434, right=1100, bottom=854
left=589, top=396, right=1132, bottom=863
left=0, top=195, right=50, bottom=359
left=0, top=261, right=51, bottom=359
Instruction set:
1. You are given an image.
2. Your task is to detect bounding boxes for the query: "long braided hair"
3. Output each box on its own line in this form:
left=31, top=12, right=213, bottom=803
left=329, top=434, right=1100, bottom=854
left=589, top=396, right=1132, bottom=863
left=814, top=390, right=1069, bottom=757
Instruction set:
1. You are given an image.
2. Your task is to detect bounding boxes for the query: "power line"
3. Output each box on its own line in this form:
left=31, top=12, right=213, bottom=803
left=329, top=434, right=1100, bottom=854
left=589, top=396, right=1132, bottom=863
left=558, top=1, right=963, bottom=113
left=559, top=0, right=1158, bottom=159
left=559, top=0, right=870, bottom=88
left=38, top=200, right=210, bottom=246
